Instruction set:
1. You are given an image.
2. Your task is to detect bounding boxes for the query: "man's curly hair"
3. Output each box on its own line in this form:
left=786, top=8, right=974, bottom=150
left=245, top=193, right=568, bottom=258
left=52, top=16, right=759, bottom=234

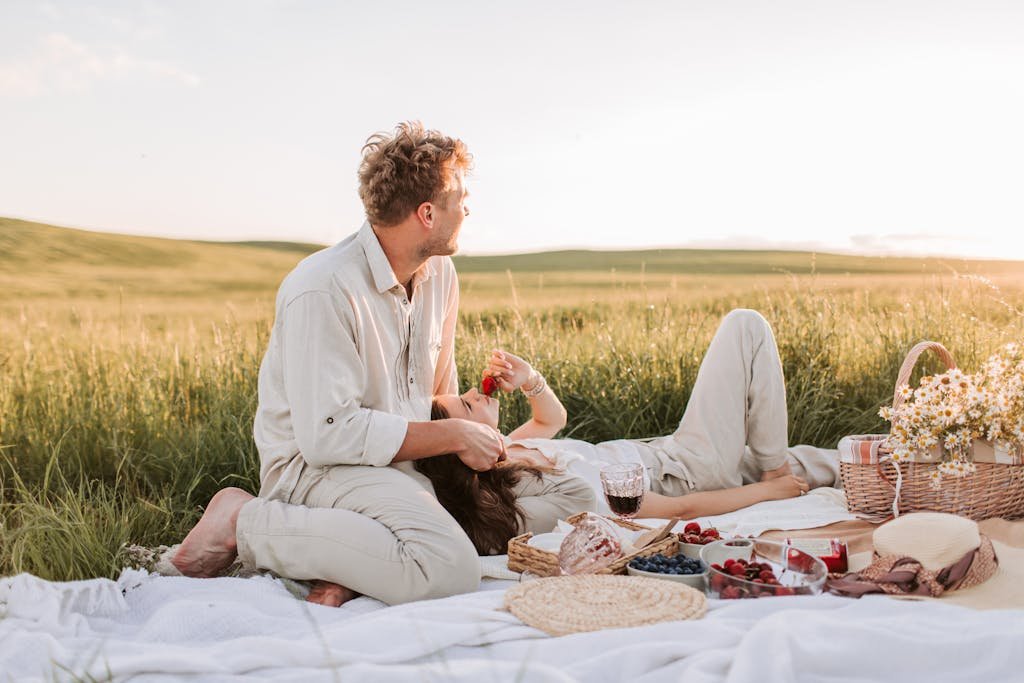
left=358, top=121, right=473, bottom=227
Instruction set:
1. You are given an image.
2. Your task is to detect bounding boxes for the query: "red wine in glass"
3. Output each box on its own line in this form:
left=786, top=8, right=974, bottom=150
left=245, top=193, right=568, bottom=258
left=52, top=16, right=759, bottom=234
left=600, top=463, right=645, bottom=520
left=606, top=494, right=643, bottom=517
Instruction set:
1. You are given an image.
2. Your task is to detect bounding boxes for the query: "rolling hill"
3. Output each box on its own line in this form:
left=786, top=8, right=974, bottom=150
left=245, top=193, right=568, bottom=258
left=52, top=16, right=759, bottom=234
left=2, top=216, right=1021, bottom=303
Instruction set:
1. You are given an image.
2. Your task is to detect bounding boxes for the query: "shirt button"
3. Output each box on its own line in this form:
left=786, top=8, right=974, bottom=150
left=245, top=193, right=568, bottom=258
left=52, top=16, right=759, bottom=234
left=326, top=417, right=334, bottom=424
left=409, top=378, right=414, bottom=384
left=402, top=299, right=408, bottom=305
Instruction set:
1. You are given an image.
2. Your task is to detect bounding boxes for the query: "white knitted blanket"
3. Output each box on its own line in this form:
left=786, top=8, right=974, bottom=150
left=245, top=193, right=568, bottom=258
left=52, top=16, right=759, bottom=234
left=3, top=566, right=1024, bottom=682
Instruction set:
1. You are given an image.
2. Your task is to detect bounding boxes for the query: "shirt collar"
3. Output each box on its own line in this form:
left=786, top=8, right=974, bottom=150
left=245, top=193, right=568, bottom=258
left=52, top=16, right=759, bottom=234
left=358, top=221, right=436, bottom=295
left=358, top=221, right=401, bottom=294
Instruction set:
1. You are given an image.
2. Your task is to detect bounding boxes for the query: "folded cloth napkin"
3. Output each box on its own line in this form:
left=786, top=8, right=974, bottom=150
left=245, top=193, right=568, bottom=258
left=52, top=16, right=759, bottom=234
left=649, top=487, right=856, bottom=537
left=480, top=555, right=522, bottom=581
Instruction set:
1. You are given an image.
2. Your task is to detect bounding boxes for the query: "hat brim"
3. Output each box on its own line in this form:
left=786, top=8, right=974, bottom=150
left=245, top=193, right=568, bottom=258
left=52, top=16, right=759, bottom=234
left=848, top=539, right=1024, bottom=610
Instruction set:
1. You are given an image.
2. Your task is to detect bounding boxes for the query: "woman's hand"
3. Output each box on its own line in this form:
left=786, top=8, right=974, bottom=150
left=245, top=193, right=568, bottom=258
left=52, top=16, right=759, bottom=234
left=763, top=475, right=809, bottom=500
left=485, top=349, right=535, bottom=393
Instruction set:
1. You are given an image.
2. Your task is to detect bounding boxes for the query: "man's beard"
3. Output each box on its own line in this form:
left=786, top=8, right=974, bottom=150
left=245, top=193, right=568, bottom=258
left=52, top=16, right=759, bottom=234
left=419, top=231, right=458, bottom=258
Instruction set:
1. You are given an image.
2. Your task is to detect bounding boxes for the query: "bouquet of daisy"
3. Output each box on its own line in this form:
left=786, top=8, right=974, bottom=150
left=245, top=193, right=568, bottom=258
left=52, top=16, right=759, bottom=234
left=879, top=342, right=1024, bottom=488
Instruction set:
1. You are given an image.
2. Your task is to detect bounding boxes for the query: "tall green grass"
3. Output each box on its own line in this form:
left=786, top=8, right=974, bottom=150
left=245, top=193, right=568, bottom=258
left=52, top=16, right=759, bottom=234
left=1, top=269, right=1022, bottom=582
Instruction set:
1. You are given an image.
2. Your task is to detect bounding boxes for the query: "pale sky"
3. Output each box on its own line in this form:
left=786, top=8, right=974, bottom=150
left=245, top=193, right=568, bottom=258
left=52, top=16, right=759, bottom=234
left=2, top=0, right=1023, bottom=258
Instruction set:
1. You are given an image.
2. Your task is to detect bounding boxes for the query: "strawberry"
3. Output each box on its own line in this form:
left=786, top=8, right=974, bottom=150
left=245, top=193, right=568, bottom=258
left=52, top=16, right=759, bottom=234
left=684, top=522, right=701, bottom=535
left=481, top=376, right=498, bottom=396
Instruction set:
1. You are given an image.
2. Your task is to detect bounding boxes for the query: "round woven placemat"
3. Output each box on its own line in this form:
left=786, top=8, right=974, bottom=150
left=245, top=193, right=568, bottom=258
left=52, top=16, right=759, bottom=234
left=504, top=575, right=707, bottom=636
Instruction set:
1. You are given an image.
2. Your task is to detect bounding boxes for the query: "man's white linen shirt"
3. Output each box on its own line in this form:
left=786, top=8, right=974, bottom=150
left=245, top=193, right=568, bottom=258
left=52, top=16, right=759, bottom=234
left=253, top=221, right=459, bottom=494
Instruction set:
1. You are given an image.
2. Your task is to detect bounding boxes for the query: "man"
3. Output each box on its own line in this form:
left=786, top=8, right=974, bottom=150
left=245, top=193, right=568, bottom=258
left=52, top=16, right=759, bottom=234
left=172, top=122, right=593, bottom=606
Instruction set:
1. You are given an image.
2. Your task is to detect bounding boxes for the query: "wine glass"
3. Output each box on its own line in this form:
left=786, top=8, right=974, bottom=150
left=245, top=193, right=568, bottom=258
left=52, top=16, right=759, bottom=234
left=600, top=463, right=646, bottom=520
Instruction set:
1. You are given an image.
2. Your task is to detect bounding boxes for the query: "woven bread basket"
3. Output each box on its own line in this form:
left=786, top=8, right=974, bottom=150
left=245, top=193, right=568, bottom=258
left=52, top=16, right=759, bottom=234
left=840, top=341, right=1024, bottom=522
left=507, top=512, right=679, bottom=577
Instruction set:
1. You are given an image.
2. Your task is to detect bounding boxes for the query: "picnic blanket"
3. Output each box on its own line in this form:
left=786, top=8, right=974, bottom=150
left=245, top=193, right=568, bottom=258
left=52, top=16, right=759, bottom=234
left=3, top=494, right=1023, bottom=682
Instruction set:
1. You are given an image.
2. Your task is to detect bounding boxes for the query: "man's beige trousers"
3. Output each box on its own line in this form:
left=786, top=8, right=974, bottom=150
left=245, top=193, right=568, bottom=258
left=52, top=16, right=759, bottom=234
left=643, top=309, right=840, bottom=495
left=235, top=461, right=595, bottom=605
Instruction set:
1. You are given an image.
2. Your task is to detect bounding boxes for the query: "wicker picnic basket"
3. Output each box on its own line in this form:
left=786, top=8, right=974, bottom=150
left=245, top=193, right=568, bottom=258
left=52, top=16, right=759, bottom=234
left=507, top=512, right=679, bottom=577
left=840, top=341, right=1024, bottom=523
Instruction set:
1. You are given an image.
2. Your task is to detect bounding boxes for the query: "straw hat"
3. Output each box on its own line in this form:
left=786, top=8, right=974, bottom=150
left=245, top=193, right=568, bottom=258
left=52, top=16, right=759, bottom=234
left=828, top=512, right=1024, bottom=610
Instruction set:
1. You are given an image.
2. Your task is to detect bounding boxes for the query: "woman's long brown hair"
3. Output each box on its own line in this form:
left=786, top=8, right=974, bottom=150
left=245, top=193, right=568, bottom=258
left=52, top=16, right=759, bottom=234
left=414, top=401, right=552, bottom=555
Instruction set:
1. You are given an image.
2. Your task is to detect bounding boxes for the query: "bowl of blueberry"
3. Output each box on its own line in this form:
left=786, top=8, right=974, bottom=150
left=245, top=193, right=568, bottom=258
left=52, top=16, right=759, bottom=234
left=626, top=551, right=708, bottom=590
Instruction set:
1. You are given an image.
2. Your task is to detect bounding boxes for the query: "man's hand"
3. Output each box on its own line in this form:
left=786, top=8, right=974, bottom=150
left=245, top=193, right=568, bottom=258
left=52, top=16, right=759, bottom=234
left=450, top=418, right=507, bottom=471
left=485, top=349, right=534, bottom=392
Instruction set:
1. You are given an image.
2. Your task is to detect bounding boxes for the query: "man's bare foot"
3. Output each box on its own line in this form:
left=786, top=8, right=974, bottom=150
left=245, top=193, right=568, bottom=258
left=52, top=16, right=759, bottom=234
left=760, top=461, right=793, bottom=482
left=172, top=487, right=254, bottom=578
left=306, top=580, right=359, bottom=607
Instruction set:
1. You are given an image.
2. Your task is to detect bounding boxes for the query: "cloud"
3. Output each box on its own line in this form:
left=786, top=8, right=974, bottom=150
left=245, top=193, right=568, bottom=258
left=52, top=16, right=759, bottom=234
left=0, top=32, right=199, bottom=98
left=849, top=232, right=956, bottom=248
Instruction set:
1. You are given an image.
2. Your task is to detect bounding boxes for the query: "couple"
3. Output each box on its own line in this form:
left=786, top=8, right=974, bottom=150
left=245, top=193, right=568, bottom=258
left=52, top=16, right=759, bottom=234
left=172, top=122, right=839, bottom=607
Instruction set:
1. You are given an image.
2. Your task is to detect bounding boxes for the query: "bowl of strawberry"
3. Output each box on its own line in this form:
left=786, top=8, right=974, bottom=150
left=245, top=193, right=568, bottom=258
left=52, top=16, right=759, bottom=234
left=700, top=539, right=828, bottom=599
left=677, top=521, right=722, bottom=559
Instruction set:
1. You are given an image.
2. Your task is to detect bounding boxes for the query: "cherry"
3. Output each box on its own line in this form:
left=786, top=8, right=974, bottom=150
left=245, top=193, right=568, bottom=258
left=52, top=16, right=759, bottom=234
left=684, top=522, right=702, bottom=535
left=728, top=563, right=747, bottom=577
left=720, top=586, right=742, bottom=600
left=481, top=376, right=498, bottom=396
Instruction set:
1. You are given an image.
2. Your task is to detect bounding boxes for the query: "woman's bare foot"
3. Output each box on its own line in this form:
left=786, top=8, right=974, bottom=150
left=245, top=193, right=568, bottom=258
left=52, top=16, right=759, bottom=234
left=760, top=461, right=793, bottom=482
left=172, top=487, right=254, bottom=578
left=306, top=580, right=359, bottom=607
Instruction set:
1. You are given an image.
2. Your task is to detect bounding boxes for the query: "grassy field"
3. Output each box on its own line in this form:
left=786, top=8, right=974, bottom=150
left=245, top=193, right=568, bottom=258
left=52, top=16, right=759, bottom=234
left=2, top=217, right=1023, bottom=581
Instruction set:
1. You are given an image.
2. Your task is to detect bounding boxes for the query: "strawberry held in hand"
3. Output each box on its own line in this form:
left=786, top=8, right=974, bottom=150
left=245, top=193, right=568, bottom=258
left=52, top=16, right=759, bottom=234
left=481, top=375, right=498, bottom=397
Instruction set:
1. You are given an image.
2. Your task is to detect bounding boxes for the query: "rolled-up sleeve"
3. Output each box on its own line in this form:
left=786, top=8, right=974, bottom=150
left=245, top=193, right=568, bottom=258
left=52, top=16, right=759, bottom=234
left=281, top=290, right=407, bottom=467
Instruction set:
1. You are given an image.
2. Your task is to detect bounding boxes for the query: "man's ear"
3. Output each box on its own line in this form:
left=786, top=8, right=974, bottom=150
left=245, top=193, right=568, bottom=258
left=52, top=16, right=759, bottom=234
left=416, top=202, right=433, bottom=229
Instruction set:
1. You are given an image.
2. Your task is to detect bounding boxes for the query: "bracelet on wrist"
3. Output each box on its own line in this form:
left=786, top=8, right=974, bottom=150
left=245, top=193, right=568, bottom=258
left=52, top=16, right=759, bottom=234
left=522, top=372, right=547, bottom=398
left=521, top=370, right=540, bottom=392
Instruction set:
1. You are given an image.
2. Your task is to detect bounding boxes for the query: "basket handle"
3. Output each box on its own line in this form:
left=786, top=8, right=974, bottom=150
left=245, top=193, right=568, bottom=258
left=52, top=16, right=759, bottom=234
left=892, top=341, right=957, bottom=410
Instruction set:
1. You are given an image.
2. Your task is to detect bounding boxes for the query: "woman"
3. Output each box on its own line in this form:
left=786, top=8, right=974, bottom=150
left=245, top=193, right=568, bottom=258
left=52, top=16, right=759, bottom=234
left=417, top=309, right=840, bottom=527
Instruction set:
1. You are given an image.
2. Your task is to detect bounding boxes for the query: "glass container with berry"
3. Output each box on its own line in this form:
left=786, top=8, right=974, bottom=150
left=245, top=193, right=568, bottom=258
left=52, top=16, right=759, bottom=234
left=557, top=512, right=624, bottom=575
left=700, top=539, right=827, bottom=599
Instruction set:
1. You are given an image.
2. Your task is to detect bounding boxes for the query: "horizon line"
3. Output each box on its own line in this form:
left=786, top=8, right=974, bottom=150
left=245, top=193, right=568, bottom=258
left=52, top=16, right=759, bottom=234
left=4, top=212, right=1022, bottom=265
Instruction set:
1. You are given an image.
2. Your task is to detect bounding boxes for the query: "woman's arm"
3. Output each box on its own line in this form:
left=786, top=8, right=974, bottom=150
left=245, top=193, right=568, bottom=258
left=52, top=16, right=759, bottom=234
left=503, top=444, right=557, bottom=468
left=637, top=475, right=808, bottom=519
left=485, top=350, right=567, bottom=440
